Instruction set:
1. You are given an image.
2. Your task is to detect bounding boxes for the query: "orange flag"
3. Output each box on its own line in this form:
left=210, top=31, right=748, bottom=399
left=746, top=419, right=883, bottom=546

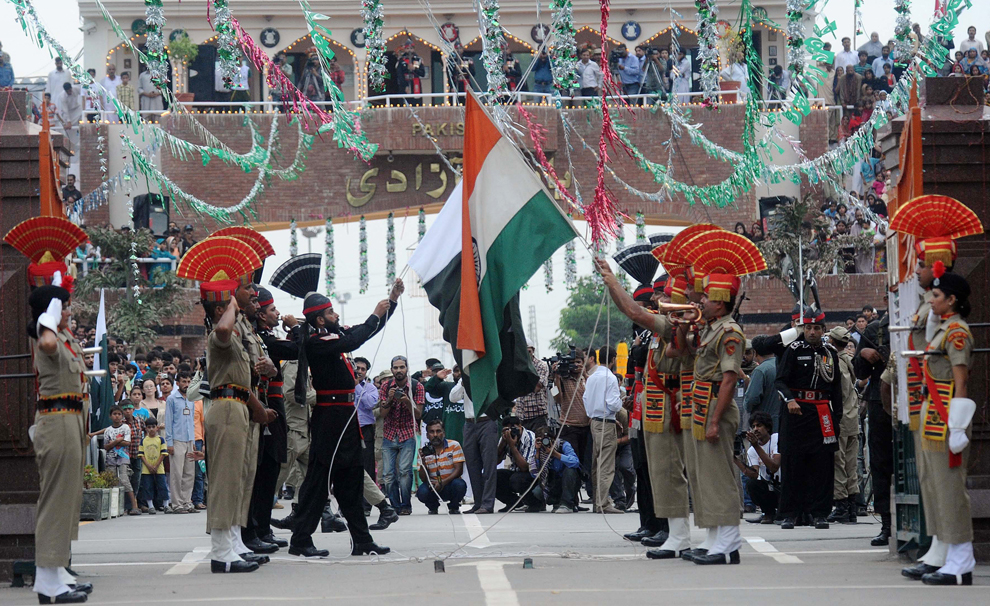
left=888, top=80, right=923, bottom=281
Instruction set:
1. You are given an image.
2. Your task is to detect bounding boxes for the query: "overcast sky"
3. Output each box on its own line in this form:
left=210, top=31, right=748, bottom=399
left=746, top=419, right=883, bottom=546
left=3, top=1, right=989, bottom=77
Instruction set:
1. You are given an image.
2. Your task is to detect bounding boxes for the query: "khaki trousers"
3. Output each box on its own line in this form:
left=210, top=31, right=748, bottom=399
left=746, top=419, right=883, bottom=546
left=205, top=400, right=250, bottom=531
left=240, top=422, right=260, bottom=525
left=692, top=404, right=741, bottom=528
left=34, top=412, right=85, bottom=568
left=643, top=428, right=689, bottom=518
left=590, top=419, right=617, bottom=509
left=833, top=432, right=859, bottom=500
left=169, top=440, right=196, bottom=509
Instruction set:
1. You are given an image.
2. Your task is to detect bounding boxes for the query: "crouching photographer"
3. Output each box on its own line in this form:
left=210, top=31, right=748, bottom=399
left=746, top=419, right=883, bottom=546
left=733, top=412, right=780, bottom=524
left=531, top=426, right=582, bottom=513
left=415, top=419, right=467, bottom=514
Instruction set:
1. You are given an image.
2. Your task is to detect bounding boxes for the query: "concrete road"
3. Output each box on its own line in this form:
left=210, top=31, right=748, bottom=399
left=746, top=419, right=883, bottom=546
left=2, top=507, right=985, bottom=605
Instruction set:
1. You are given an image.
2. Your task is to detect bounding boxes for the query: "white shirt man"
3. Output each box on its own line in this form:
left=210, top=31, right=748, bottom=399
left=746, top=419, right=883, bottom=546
left=582, top=350, right=623, bottom=513
left=54, top=84, right=82, bottom=129
left=46, top=60, right=71, bottom=97
left=576, top=57, right=603, bottom=91
left=101, top=70, right=121, bottom=101
left=719, top=57, right=749, bottom=102
left=673, top=54, right=692, bottom=98
left=582, top=363, right=622, bottom=421
left=834, top=40, right=859, bottom=71
left=747, top=433, right=780, bottom=484
left=960, top=28, right=985, bottom=54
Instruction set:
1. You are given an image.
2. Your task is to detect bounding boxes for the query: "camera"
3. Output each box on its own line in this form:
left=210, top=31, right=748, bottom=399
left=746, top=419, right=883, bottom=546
left=420, top=443, right=436, bottom=458
left=544, top=345, right=579, bottom=377
left=733, top=430, right=748, bottom=458
left=509, top=427, right=521, bottom=440
left=609, top=48, right=625, bottom=65
left=540, top=436, right=553, bottom=448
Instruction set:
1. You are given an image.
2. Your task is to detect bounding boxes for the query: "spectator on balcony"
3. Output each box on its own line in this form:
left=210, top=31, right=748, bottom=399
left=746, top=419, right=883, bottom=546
left=858, top=32, right=883, bottom=63
left=0, top=53, right=13, bottom=88
left=837, top=65, right=862, bottom=107
left=116, top=71, right=136, bottom=114
left=672, top=48, right=692, bottom=101
left=532, top=49, right=553, bottom=96
left=616, top=44, right=645, bottom=97
left=54, top=81, right=81, bottom=136
left=299, top=60, right=325, bottom=103
left=398, top=51, right=426, bottom=105
left=62, top=174, right=81, bottom=203
left=853, top=51, right=871, bottom=77
left=150, top=238, right=177, bottom=285
left=180, top=224, right=197, bottom=256
left=960, top=48, right=988, bottom=75
left=503, top=53, right=524, bottom=92
left=447, top=42, right=475, bottom=102
left=959, top=26, right=985, bottom=54
left=327, top=57, right=346, bottom=92
left=46, top=56, right=70, bottom=98
left=138, top=63, right=164, bottom=114
left=576, top=48, right=603, bottom=100
left=835, top=37, right=858, bottom=71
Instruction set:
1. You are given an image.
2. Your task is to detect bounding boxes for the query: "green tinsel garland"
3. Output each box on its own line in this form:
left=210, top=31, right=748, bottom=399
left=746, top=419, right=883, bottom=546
left=564, top=238, right=577, bottom=290
left=478, top=0, right=508, bottom=95
left=290, top=219, right=298, bottom=257
left=635, top=212, right=646, bottom=243
left=143, top=1, right=168, bottom=88
left=549, top=0, right=578, bottom=91
left=418, top=207, right=426, bottom=242
left=211, top=1, right=239, bottom=89
left=361, top=0, right=387, bottom=91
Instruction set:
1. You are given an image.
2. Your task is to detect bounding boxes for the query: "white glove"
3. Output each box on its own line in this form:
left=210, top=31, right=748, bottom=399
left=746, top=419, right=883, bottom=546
left=781, top=327, right=800, bottom=347
left=37, top=296, right=62, bottom=336
left=926, top=308, right=939, bottom=343
left=948, top=397, right=976, bottom=455
left=52, top=270, right=62, bottom=288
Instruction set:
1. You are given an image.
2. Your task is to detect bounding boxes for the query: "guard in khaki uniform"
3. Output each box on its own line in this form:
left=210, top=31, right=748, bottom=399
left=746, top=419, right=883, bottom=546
left=176, top=236, right=276, bottom=574
left=594, top=253, right=700, bottom=561
left=826, top=326, right=860, bottom=524
left=670, top=229, right=767, bottom=565
left=5, top=216, right=92, bottom=603
left=887, top=194, right=984, bottom=578
left=911, top=269, right=977, bottom=586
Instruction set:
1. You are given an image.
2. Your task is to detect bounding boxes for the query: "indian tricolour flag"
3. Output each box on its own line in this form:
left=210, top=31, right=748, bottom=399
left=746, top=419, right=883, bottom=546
left=408, top=90, right=578, bottom=414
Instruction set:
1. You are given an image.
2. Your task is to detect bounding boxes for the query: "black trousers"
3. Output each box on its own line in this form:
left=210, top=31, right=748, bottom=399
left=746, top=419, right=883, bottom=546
left=290, top=458, right=371, bottom=548
left=867, top=399, right=893, bottom=519
left=532, top=466, right=581, bottom=509
left=631, top=435, right=665, bottom=533
left=560, top=424, right=591, bottom=490
left=745, top=476, right=779, bottom=517
left=495, top=469, right=540, bottom=508
left=361, top=424, right=376, bottom=482
left=779, top=447, right=834, bottom=518
left=243, top=435, right=282, bottom=542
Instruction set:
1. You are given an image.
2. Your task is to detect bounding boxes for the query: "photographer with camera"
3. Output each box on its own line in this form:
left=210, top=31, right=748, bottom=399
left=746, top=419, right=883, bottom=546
left=378, top=356, right=424, bottom=516
left=513, top=339, right=550, bottom=432
left=531, top=427, right=582, bottom=513
left=495, top=416, right=539, bottom=512
left=552, top=348, right=590, bottom=507
left=415, top=419, right=467, bottom=514
left=733, top=412, right=780, bottom=524
left=584, top=347, right=624, bottom=514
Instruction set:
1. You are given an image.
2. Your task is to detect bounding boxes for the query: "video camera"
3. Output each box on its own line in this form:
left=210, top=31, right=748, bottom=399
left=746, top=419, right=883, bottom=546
left=420, top=442, right=436, bottom=458
left=544, top=345, right=579, bottom=377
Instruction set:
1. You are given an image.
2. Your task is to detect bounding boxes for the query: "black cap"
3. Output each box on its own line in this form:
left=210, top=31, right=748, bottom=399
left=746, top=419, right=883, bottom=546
left=184, top=224, right=194, bottom=231
left=430, top=362, right=445, bottom=372
left=932, top=271, right=970, bottom=302
left=256, top=287, right=274, bottom=308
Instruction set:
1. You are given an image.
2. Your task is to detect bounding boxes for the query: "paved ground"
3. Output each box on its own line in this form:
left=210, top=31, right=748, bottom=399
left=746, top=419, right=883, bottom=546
left=3, top=506, right=986, bottom=605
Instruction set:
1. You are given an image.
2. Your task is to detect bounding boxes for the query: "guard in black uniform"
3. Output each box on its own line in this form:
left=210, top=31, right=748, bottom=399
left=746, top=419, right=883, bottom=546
left=242, top=287, right=296, bottom=551
left=775, top=308, right=843, bottom=529
left=288, top=281, right=404, bottom=558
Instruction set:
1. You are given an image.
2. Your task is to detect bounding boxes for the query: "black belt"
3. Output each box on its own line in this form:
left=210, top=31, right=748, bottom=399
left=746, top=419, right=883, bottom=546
left=37, top=397, right=84, bottom=415
left=465, top=415, right=491, bottom=423
left=794, top=389, right=828, bottom=401
left=210, top=384, right=250, bottom=404
left=315, top=390, right=355, bottom=405
left=591, top=417, right=617, bottom=424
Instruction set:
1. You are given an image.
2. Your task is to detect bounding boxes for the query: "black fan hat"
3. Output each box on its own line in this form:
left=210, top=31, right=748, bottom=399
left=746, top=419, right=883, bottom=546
left=269, top=253, right=322, bottom=299
left=612, top=243, right=659, bottom=286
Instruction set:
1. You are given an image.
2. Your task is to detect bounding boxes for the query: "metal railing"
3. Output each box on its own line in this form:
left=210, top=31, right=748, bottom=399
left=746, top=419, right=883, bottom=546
left=72, top=257, right=177, bottom=277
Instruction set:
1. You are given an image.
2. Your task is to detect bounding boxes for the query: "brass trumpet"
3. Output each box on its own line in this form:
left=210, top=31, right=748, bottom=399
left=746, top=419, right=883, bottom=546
left=659, top=303, right=702, bottom=325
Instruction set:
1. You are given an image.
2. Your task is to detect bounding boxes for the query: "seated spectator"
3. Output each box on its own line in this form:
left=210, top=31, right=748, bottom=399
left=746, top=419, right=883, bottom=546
left=838, top=113, right=851, bottom=142
left=750, top=222, right=765, bottom=242
left=138, top=419, right=169, bottom=512
left=949, top=62, right=965, bottom=76
left=733, top=411, right=780, bottom=524
left=848, top=101, right=866, bottom=132
left=961, top=48, right=988, bottom=75
left=834, top=202, right=852, bottom=227
left=495, top=416, right=539, bottom=512
left=734, top=221, right=750, bottom=240
left=415, top=419, right=467, bottom=514
left=531, top=426, right=582, bottom=513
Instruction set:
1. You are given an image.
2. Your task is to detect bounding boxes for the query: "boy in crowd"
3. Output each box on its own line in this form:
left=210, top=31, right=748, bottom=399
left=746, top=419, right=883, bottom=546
left=139, top=419, right=169, bottom=513
left=103, top=406, right=141, bottom=515
left=122, top=403, right=147, bottom=512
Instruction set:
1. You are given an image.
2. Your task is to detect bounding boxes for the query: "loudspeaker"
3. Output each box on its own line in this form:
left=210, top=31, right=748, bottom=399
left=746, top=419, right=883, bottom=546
left=132, top=194, right=171, bottom=236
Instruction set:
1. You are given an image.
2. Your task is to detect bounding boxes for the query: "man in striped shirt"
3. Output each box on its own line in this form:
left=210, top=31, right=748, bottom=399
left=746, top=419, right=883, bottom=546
left=416, top=419, right=467, bottom=514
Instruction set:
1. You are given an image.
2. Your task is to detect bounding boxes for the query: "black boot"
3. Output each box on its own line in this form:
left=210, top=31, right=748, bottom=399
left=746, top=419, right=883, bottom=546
left=271, top=503, right=297, bottom=531
left=320, top=504, right=348, bottom=533
left=844, top=497, right=857, bottom=524
left=281, top=485, right=295, bottom=501
left=826, top=499, right=847, bottom=524
left=871, top=514, right=891, bottom=546
left=369, top=501, right=399, bottom=530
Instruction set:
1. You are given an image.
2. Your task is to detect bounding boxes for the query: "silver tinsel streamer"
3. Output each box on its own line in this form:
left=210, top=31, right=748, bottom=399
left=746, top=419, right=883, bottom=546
left=211, top=1, right=240, bottom=89
left=564, top=239, right=577, bottom=289
left=144, top=2, right=168, bottom=85
left=386, top=212, right=396, bottom=287
left=696, top=0, right=721, bottom=107
left=359, top=216, right=369, bottom=294
left=325, top=217, right=335, bottom=296
left=544, top=258, right=553, bottom=292
left=478, top=0, right=509, bottom=95
left=418, top=208, right=426, bottom=242
left=893, top=0, right=912, bottom=61
left=635, top=212, right=646, bottom=243
left=786, top=0, right=808, bottom=75
left=361, top=0, right=387, bottom=91
left=289, top=219, right=298, bottom=257
left=548, top=0, right=578, bottom=90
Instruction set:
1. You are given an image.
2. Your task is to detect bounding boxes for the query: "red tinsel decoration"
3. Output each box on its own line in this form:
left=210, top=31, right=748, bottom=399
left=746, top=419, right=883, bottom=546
left=517, top=104, right=578, bottom=210
left=588, top=0, right=627, bottom=246
left=231, top=18, right=334, bottom=130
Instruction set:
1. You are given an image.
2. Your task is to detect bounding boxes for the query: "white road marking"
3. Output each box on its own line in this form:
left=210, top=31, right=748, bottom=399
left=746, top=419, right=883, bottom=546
left=454, top=560, right=520, bottom=606
left=164, top=546, right=210, bottom=575
left=746, top=537, right=803, bottom=564
left=461, top=513, right=493, bottom=548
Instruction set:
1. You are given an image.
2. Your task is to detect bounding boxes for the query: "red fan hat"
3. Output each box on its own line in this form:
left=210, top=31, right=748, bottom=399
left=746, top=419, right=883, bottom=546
left=4, top=216, right=87, bottom=291
left=678, top=231, right=767, bottom=302
left=212, top=226, right=276, bottom=283
left=656, top=224, right=725, bottom=291
left=888, top=194, right=984, bottom=268
left=177, top=236, right=263, bottom=302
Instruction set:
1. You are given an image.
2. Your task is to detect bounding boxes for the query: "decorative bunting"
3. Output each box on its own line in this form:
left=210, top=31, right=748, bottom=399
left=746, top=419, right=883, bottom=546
left=478, top=0, right=509, bottom=96
left=362, top=0, right=388, bottom=91
left=359, top=215, right=369, bottom=294
left=325, top=216, right=335, bottom=296
left=549, top=0, right=578, bottom=91
left=290, top=219, right=299, bottom=257
left=695, top=0, right=721, bottom=108
left=386, top=211, right=396, bottom=287
left=418, top=207, right=426, bottom=242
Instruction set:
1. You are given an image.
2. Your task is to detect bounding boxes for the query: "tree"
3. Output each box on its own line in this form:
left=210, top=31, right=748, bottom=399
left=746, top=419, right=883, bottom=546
left=756, top=195, right=874, bottom=304
left=72, top=227, right=191, bottom=349
left=549, top=276, right=628, bottom=353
